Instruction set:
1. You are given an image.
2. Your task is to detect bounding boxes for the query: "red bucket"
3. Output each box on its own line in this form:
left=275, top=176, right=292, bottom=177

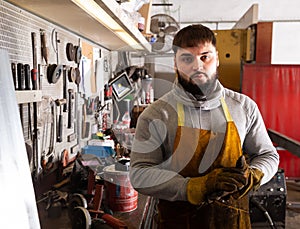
left=103, top=164, right=138, bottom=212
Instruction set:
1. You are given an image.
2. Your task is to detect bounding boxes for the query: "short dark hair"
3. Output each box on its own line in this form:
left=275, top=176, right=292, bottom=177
left=172, top=24, right=216, bottom=54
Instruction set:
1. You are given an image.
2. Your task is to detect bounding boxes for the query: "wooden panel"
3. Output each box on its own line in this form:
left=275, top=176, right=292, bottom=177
left=138, top=0, right=152, bottom=34
left=82, top=41, right=96, bottom=93
left=256, top=22, right=273, bottom=63
left=232, top=3, right=258, bottom=29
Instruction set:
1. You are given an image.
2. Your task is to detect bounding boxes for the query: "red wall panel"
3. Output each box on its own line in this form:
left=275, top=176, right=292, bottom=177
left=277, top=150, right=300, bottom=178
left=242, top=64, right=300, bottom=141
left=242, top=64, right=300, bottom=177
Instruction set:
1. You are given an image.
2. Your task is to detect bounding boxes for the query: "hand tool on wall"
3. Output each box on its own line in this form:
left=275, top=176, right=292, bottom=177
left=75, top=67, right=81, bottom=85
left=68, top=67, right=76, bottom=83
left=40, top=29, right=49, bottom=64
left=24, top=64, right=33, bottom=141
left=81, top=103, right=90, bottom=139
left=31, top=33, right=38, bottom=81
left=74, top=45, right=82, bottom=64
left=63, top=66, right=67, bottom=112
left=24, top=64, right=31, bottom=90
left=70, top=144, right=80, bottom=155
left=17, top=63, right=25, bottom=90
left=66, top=42, right=75, bottom=62
left=81, top=58, right=86, bottom=93
left=68, top=89, right=74, bottom=129
left=87, top=97, right=94, bottom=115
left=47, top=63, right=63, bottom=84
left=31, top=32, right=39, bottom=178
left=60, top=149, right=69, bottom=169
left=75, top=39, right=82, bottom=86
left=55, top=98, right=67, bottom=143
left=66, top=42, right=81, bottom=64
left=47, top=29, right=63, bottom=84
left=41, top=98, right=55, bottom=172
left=74, top=92, right=80, bottom=144
left=17, top=63, right=25, bottom=127
left=67, top=133, right=76, bottom=142
left=11, top=63, right=17, bottom=89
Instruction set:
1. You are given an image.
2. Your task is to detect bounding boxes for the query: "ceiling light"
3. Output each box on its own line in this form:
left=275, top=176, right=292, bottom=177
left=71, top=0, right=122, bottom=30
left=71, top=0, right=143, bottom=49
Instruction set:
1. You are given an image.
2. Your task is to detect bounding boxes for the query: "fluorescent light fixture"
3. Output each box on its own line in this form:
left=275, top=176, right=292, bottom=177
left=71, top=0, right=142, bottom=49
left=71, top=0, right=122, bottom=30
left=115, top=31, right=143, bottom=49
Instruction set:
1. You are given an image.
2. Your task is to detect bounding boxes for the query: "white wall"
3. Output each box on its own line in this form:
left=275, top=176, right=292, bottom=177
left=272, top=22, right=300, bottom=64
left=150, top=0, right=300, bottom=65
left=151, top=0, right=300, bottom=28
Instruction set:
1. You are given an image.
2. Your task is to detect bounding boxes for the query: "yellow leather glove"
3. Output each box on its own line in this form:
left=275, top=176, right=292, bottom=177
left=233, top=155, right=264, bottom=199
left=186, top=167, right=247, bottom=205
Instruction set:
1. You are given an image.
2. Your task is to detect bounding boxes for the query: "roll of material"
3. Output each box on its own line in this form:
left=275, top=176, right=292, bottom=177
left=0, top=49, right=40, bottom=229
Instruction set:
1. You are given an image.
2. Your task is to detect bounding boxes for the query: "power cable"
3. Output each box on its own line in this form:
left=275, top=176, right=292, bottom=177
left=251, top=198, right=277, bottom=229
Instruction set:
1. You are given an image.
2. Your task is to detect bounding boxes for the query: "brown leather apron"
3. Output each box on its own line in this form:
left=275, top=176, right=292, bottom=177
left=157, top=98, right=251, bottom=229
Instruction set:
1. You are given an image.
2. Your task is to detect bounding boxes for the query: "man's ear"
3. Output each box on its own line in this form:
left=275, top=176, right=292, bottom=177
left=174, top=57, right=177, bottom=71
left=216, top=51, right=220, bottom=67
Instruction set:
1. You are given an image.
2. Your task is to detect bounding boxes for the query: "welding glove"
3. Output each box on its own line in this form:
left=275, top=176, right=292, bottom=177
left=186, top=167, right=248, bottom=205
left=233, top=155, right=264, bottom=199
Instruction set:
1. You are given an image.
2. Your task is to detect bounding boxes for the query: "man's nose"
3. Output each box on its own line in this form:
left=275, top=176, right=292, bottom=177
left=192, top=57, right=204, bottom=70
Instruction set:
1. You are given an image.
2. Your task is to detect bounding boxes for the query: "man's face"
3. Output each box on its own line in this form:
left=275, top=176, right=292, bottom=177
left=174, top=42, right=219, bottom=96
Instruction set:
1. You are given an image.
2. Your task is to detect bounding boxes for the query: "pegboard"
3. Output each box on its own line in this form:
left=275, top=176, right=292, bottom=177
left=0, top=0, right=112, bottom=176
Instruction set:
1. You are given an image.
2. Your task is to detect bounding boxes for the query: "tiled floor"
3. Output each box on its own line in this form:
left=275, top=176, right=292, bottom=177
left=37, top=179, right=300, bottom=229
left=37, top=191, right=148, bottom=229
left=285, top=179, right=300, bottom=229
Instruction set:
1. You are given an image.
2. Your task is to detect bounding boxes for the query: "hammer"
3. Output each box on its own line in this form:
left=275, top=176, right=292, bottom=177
left=55, top=98, right=67, bottom=142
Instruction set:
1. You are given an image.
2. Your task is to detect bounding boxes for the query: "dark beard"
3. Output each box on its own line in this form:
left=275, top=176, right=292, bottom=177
left=177, top=70, right=218, bottom=101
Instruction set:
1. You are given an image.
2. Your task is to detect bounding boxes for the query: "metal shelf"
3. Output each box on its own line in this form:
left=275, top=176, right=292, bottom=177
left=5, top=0, right=151, bottom=52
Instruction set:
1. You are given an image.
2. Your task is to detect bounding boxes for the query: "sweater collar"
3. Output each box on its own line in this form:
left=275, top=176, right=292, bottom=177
left=171, top=78, right=224, bottom=110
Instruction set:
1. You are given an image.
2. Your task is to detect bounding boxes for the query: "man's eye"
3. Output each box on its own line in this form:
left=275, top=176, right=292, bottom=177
left=181, top=56, right=194, bottom=63
left=200, top=55, right=209, bottom=62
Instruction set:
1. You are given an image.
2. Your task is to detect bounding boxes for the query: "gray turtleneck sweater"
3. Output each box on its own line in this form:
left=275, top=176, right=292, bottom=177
left=129, top=80, right=279, bottom=201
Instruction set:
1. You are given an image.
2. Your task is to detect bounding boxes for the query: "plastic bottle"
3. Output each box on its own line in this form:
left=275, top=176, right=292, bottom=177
left=149, top=86, right=154, bottom=103
left=122, top=111, right=131, bottom=129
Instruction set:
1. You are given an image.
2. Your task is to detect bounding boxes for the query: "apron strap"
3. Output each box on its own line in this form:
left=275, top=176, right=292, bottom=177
left=177, top=97, right=232, bottom=125
left=177, top=103, right=185, bottom=126
left=220, top=97, right=233, bottom=122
